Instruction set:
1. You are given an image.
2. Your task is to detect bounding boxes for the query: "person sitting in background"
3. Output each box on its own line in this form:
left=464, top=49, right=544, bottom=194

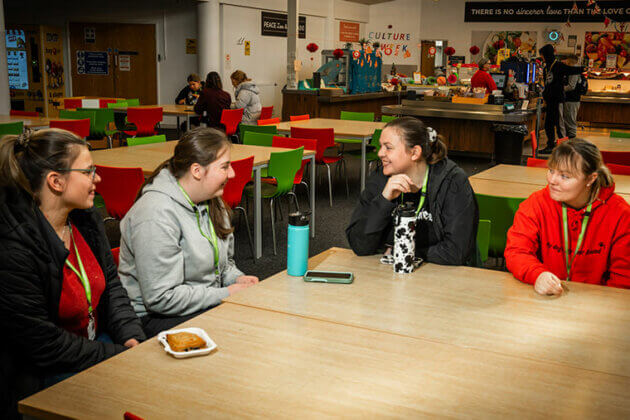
left=175, top=73, right=203, bottom=105
left=505, top=139, right=630, bottom=296
left=194, top=71, right=231, bottom=130
left=230, top=70, right=262, bottom=125
left=470, top=57, right=497, bottom=94
left=118, top=128, right=258, bottom=338
left=346, top=117, right=479, bottom=266
left=0, top=129, right=145, bottom=419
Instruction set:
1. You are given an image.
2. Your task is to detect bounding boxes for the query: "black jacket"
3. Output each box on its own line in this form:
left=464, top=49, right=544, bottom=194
left=540, top=44, right=584, bottom=104
left=346, top=159, right=479, bottom=266
left=175, top=84, right=203, bottom=105
left=0, top=187, right=145, bottom=419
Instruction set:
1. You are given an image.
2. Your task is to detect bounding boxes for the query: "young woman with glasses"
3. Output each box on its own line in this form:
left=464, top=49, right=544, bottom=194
left=0, top=128, right=145, bottom=418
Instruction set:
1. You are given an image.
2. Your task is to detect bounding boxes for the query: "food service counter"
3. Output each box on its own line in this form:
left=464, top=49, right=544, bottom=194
left=578, top=92, right=630, bottom=127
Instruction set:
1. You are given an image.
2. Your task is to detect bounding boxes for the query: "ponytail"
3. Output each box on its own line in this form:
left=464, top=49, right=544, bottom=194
left=384, top=117, right=447, bottom=164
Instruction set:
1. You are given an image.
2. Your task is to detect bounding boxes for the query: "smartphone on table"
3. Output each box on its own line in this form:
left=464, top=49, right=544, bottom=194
left=303, top=270, right=353, bottom=284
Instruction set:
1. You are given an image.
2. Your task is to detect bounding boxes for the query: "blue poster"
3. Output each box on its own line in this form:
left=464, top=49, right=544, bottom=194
left=76, top=50, right=108, bottom=75
left=7, top=50, right=29, bottom=90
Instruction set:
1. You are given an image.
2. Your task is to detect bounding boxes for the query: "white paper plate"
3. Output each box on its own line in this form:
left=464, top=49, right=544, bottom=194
left=157, top=327, right=217, bottom=359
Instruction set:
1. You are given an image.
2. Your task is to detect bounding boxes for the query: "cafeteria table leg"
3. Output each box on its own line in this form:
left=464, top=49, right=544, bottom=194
left=253, top=166, right=262, bottom=259
left=176, top=116, right=181, bottom=137
left=309, top=155, right=316, bottom=238
left=361, top=136, right=368, bottom=191
left=186, top=114, right=190, bottom=132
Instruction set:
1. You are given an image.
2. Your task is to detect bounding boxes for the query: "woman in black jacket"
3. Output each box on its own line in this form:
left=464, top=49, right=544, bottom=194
left=346, top=117, right=478, bottom=266
left=0, top=129, right=145, bottom=419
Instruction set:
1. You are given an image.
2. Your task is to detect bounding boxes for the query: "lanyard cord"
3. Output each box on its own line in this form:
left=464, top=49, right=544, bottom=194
left=562, top=203, right=592, bottom=281
left=401, top=166, right=430, bottom=217
left=64, top=224, right=93, bottom=314
left=177, top=182, right=220, bottom=275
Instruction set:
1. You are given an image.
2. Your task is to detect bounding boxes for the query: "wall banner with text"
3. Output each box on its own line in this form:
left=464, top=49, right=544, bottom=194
left=465, top=1, right=630, bottom=22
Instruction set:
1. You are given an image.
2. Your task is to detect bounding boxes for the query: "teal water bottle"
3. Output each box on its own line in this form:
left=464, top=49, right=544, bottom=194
left=287, top=211, right=310, bottom=276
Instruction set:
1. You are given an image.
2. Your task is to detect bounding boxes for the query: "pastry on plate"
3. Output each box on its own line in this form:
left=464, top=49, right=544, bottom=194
left=166, top=332, right=207, bottom=352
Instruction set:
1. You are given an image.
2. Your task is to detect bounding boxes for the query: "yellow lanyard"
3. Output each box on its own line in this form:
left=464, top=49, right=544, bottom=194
left=562, top=203, right=591, bottom=281
left=64, top=225, right=93, bottom=315
left=401, top=166, right=430, bottom=217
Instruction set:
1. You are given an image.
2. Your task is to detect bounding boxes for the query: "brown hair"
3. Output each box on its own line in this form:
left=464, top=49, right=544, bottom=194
left=384, top=116, right=447, bottom=164
left=187, top=73, right=201, bottom=83
left=548, top=138, right=613, bottom=203
left=138, top=127, right=234, bottom=239
left=230, top=70, right=250, bottom=86
left=0, top=128, right=87, bottom=201
left=205, top=71, right=223, bottom=90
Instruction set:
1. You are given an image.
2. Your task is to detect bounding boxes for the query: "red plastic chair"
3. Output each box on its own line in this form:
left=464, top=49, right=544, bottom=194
left=50, top=118, right=91, bottom=139
left=558, top=137, right=569, bottom=144
left=290, top=127, right=348, bottom=206
left=530, top=131, right=538, bottom=158
left=526, top=157, right=547, bottom=168
left=259, top=106, right=273, bottom=120
left=601, top=151, right=630, bottom=166
left=124, top=107, right=163, bottom=137
left=220, top=108, right=244, bottom=137
left=63, top=98, right=83, bottom=110
left=111, top=247, right=120, bottom=268
left=222, top=156, right=255, bottom=258
left=95, top=165, right=145, bottom=219
left=99, top=99, right=118, bottom=108
left=607, top=163, right=630, bottom=176
left=257, top=117, right=280, bottom=126
left=271, top=136, right=316, bottom=200
left=10, top=110, right=38, bottom=117
left=290, top=114, right=310, bottom=122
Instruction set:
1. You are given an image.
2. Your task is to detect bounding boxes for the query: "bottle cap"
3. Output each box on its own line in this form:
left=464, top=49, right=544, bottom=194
left=397, top=202, right=416, bottom=218
left=289, top=211, right=310, bottom=226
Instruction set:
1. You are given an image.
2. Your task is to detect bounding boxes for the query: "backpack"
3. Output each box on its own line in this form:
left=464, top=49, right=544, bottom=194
left=575, top=74, right=588, bottom=96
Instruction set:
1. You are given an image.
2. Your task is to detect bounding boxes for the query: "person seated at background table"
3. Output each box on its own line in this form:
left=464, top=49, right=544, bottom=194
left=0, top=129, right=145, bottom=419
left=346, top=117, right=479, bottom=266
left=118, top=128, right=258, bottom=338
left=230, top=70, right=262, bottom=125
left=470, top=57, right=497, bottom=94
left=505, top=139, right=630, bottom=296
left=175, top=73, right=203, bottom=105
left=194, top=71, right=231, bottom=130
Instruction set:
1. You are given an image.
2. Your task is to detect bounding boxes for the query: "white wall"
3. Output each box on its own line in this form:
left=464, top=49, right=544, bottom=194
left=366, top=0, right=421, bottom=66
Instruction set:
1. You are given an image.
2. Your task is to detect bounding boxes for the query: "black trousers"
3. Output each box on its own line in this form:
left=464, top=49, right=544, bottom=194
left=544, top=101, right=562, bottom=148
left=140, top=309, right=207, bottom=338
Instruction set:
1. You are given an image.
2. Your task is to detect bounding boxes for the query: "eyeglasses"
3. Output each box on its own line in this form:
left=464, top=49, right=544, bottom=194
left=56, top=165, right=98, bottom=180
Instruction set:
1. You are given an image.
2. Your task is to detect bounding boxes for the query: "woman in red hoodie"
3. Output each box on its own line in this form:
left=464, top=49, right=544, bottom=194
left=505, top=138, right=630, bottom=295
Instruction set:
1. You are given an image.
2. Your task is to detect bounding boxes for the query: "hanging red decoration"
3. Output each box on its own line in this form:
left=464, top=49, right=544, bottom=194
left=572, top=2, right=578, bottom=12
left=593, top=4, right=600, bottom=14
left=469, top=45, right=480, bottom=55
left=333, top=48, right=344, bottom=59
left=447, top=74, right=458, bottom=84
left=586, top=0, right=594, bottom=6
left=390, top=78, right=399, bottom=86
left=306, top=43, right=319, bottom=53
left=444, top=46, right=456, bottom=56
left=604, top=17, right=610, bottom=27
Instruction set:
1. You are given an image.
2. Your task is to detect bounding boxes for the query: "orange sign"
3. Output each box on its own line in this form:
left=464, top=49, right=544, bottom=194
left=339, top=21, right=360, bottom=42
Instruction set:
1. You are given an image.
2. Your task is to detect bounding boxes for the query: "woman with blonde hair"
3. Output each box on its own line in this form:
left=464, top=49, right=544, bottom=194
left=230, top=70, right=262, bottom=124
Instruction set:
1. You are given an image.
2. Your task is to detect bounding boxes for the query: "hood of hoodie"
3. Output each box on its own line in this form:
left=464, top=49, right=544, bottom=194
left=140, top=168, right=195, bottom=213
left=539, top=44, right=555, bottom=66
left=236, top=81, right=259, bottom=96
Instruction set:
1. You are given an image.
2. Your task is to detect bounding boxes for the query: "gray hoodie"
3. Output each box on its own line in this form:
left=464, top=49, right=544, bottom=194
left=232, top=81, right=262, bottom=124
left=118, top=168, right=243, bottom=318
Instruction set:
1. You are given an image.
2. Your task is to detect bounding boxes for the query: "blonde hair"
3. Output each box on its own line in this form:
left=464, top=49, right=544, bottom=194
left=230, top=70, right=250, bottom=86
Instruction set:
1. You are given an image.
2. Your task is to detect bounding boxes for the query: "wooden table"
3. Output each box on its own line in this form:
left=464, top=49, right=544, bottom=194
left=276, top=118, right=386, bottom=191
left=91, top=142, right=316, bottom=259
left=471, top=164, right=630, bottom=195
left=0, top=114, right=61, bottom=129
left=580, top=135, right=630, bottom=152
left=20, top=249, right=630, bottom=418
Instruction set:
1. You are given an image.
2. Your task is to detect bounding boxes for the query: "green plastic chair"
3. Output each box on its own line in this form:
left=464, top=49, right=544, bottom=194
left=0, top=121, right=24, bottom=137
left=610, top=131, right=630, bottom=139
left=239, top=124, right=277, bottom=142
left=127, top=134, right=166, bottom=146
left=346, top=129, right=382, bottom=171
left=244, top=146, right=304, bottom=255
left=59, top=109, right=97, bottom=135
left=476, top=219, right=491, bottom=265
left=109, top=101, right=128, bottom=109
left=243, top=131, right=274, bottom=147
left=475, top=193, right=525, bottom=257
left=79, top=108, right=117, bottom=146
left=340, top=111, right=374, bottom=121
left=381, top=115, right=396, bottom=123
left=126, top=98, right=140, bottom=106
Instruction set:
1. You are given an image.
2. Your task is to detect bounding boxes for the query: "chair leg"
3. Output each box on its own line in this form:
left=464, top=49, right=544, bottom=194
left=341, top=159, right=349, bottom=198
left=270, top=198, right=277, bottom=255
left=288, top=192, right=300, bottom=213
left=326, top=163, right=333, bottom=207
left=236, top=206, right=255, bottom=261
left=106, top=135, right=113, bottom=149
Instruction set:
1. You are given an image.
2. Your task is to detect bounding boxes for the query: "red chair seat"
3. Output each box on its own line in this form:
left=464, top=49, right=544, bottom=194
left=95, top=165, right=145, bottom=219
left=259, top=106, right=273, bottom=120
left=49, top=118, right=91, bottom=139
left=124, top=107, right=163, bottom=137
left=10, top=110, right=38, bottom=117
left=322, top=155, right=343, bottom=164
left=222, top=156, right=255, bottom=208
left=220, top=108, right=244, bottom=136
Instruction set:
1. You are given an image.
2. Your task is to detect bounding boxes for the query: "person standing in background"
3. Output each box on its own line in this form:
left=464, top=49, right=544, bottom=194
left=559, top=55, right=582, bottom=139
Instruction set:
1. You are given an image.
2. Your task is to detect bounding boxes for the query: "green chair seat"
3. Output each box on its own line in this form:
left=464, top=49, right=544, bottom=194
left=243, top=131, right=274, bottom=147
left=345, top=128, right=382, bottom=162
left=239, top=124, right=277, bottom=142
left=126, top=98, right=140, bottom=107
left=476, top=219, right=491, bottom=265
left=381, top=115, right=396, bottom=123
left=0, top=121, right=24, bottom=136
left=475, top=193, right=525, bottom=257
left=340, top=111, right=374, bottom=121
left=127, top=134, right=166, bottom=146
left=108, top=102, right=128, bottom=109
left=610, top=130, right=630, bottom=138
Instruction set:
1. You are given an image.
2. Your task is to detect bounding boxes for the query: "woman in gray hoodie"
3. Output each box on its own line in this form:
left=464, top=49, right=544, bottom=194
left=230, top=70, right=262, bottom=124
left=118, top=128, right=258, bottom=337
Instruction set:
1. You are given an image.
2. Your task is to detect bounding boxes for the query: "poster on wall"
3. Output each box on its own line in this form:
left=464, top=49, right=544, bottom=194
left=261, top=11, right=305, bottom=38
left=584, top=32, right=630, bottom=69
left=471, top=31, right=537, bottom=64
left=76, top=50, right=108, bottom=75
left=7, top=50, right=29, bottom=90
left=465, top=1, right=630, bottom=22
left=42, top=26, right=65, bottom=117
left=340, top=21, right=359, bottom=42
left=367, top=29, right=415, bottom=63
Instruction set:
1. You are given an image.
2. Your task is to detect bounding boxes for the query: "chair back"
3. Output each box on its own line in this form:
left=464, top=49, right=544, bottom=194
left=601, top=151, right=630, bottom=166
left=340, top=111, right=374, bottom=121
left=243, top=131, right=274, bottom=147
left=49, top=119, right=91, bottom=138
left=381, top=115, right=396, bottom=123
left=126, top=98, right=141, bottom=107
left=10, top=110, right=38, bottom=117
left=59, top=109, right=97, bottom=135
left=475, top=193, right=525, bottom=256
left=290, top=127, right=334, bottom=162
left=99, top=99, right=118, bottom=108
left=111, top=247, right=120, bottom=268
left=222, top=156, right=254, bottom=209
left=272, top=136, right=316, bottom=184
left=63, top=98, right=83, bottom=110
left=610, top=131, right=630, bottom=139
left=526, top=157, right=547, bottom=168
left=79, top=108, right=115, bottom=137
left=260, top=106, right=273, bottom=120
left=239, top=123, right=277, bottom=141
left=530, top=130, right=538, bottom=158
left=0, top=121, right=24, bottom=136
left=607, top=163, right=630, bottom=176
left=290, top=114, right=310, bottom=121
left=370, top=128, right=382, bottom=149
left=127, top=134, right=166, bottom=146
left=557, top=137, right=569, bottom=144
left=257, top=117, right=280, bottom=126
left=126, top=107, right=163, bottom=137
left=267, top=147, right=304, bottom=196
left=95, top=165, right=145, bottom=219
left=108, top=101, right=128, bottom=109
left=220, top=108, right=244, bottom=136
left=476, top=219, right=491, bottom=264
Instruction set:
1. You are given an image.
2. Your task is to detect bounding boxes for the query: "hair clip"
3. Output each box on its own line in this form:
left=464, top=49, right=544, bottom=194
left=16, top=133, right=30, bottom=148
left=427, top=127, right=438, bottom=143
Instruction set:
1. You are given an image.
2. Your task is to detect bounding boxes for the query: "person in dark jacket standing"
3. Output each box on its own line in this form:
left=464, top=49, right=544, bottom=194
left=559, top=55, right=582, bottom=139
left=539, top=44, right=584, bottom=154
left=346, top=117, right=479, bottom=266
left=194, top=71, right=232, bottom=130
left=0, top=129, right=145, bottom=419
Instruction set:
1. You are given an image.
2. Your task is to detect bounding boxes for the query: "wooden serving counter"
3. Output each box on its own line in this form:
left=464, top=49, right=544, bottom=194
left=281, top=89, right=400, bottom=120
left=577, top=92, right=630, bottom=128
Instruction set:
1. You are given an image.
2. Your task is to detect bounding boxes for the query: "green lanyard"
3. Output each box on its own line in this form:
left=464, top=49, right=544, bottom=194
left=401, top=166, right=430, bottom=217
left=177, top=182, right=220, bottom=275
left=561, top=203, right=592, bottom=281
left=65, top=225, right=93, bottom=316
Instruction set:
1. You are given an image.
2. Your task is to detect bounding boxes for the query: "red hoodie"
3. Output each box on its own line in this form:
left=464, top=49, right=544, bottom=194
left=505, top=185, right=630, bottom=288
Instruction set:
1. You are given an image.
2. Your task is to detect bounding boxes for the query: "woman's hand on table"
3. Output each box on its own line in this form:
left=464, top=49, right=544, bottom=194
left=124, top=338, right=140, bottom=348
left=534, top=271, right=564, bottom=296
left=382, top=174, right=419, bottom=201
left=236, top=275, right=259, bottom=285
